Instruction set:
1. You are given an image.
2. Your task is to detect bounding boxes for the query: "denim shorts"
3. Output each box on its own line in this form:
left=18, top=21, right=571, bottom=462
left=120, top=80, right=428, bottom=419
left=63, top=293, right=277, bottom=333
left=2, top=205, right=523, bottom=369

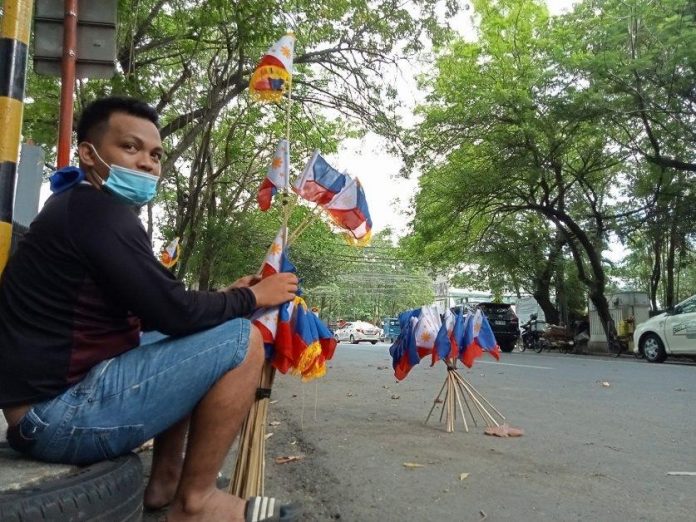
left=9, top=318, right=250, bottom=465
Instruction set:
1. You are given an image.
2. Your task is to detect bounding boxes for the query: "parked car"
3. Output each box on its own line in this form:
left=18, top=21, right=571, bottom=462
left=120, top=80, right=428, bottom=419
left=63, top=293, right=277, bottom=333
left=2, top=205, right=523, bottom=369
left=476, top=302, right=520, bottom=353
left=633, top=294, right=696, bottom=363
left=334, top=321, right=382, bottom=344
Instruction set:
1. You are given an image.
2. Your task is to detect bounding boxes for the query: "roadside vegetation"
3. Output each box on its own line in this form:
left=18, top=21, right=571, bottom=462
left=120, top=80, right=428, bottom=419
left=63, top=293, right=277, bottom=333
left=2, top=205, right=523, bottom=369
left=20, top=0, right=695, bottom=339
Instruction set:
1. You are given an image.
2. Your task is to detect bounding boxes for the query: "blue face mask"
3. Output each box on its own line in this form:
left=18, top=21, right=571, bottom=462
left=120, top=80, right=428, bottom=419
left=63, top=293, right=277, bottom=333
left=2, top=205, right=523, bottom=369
left=88, top=144, right=159, bottom=206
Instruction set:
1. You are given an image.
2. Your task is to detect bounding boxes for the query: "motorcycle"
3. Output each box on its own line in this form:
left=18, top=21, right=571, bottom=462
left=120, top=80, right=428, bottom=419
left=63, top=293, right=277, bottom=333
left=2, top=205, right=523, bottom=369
left=520, top=314, right=547, bottom=353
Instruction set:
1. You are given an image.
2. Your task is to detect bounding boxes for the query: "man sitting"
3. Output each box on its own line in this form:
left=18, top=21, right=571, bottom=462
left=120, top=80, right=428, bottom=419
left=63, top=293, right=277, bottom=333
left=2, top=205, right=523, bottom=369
left=0, top=96, right=299, bottom=522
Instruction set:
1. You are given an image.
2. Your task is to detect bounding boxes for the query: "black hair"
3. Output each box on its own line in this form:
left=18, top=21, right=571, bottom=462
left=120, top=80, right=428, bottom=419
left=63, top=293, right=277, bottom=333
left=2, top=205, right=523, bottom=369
left=76, top=96, right=159, bottom=143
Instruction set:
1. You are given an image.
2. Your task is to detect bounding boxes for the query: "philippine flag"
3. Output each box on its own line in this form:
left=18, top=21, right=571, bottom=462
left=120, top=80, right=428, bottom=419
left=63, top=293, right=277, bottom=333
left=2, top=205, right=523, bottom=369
left=159, top=237, right=180, bottom=268
left=390, top=309, right=423, bottom=381
left=272, top=297, right=298, bottom=373
left=257, top=139, right=290, bottom=211
left=251, top=306, right=279, bottom=359
left=432, top=309, right=458, bottom=366
left=260, top=227, right=296, bottom=278
left=460, top=310, right=500, bottom=367
left=293, top=150, right=347, bottom=205
left=324, top=176, right=372, bottom=243
left=414, top=305, right=441, bottom=361
left=249, top=33, right=295, bottom=101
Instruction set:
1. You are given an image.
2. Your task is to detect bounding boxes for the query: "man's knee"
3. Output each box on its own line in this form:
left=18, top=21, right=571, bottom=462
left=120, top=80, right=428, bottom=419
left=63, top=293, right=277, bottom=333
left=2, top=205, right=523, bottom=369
left=246, top=324, right=265, bottom=366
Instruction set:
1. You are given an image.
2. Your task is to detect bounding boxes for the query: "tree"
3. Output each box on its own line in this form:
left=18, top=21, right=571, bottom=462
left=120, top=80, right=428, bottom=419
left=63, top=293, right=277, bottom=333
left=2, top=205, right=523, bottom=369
left=305, top=231, right=434, bottom=324
left=404, top=0, right=629, bottom=347
left=22, top=0, right=458, bottom=292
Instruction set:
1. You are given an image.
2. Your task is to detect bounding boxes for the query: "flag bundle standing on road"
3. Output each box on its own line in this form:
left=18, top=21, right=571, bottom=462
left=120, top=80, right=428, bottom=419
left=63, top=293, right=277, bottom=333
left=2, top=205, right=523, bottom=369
left=389, top=306, right=509, bottom=434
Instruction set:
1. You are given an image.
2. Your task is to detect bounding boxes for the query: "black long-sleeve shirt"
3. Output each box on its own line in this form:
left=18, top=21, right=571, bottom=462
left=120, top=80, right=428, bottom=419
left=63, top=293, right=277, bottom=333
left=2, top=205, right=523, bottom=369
left=0, top=184, right=255, bottom=407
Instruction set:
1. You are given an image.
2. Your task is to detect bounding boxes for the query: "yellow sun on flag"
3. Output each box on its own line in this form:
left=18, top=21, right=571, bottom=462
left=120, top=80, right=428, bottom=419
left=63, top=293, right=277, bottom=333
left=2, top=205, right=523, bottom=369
left=421, top=332, right=432, bottom=343
left=272, top=156, right=283, bottom=169
left=281, top=46, right=291, bottom=58
left=270, top=242, right=283, bottom=255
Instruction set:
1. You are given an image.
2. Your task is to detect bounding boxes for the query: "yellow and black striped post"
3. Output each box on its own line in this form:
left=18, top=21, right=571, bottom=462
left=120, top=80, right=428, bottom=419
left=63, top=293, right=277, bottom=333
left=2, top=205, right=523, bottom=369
left=0, top=0, right=33, bottom=274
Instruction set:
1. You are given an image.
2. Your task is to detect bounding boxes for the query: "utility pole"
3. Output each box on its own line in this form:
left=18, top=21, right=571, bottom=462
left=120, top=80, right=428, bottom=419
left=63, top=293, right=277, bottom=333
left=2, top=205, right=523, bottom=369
left=0, top=0, right=34, bottom=274
left=56, top=0, right=76, bottom=167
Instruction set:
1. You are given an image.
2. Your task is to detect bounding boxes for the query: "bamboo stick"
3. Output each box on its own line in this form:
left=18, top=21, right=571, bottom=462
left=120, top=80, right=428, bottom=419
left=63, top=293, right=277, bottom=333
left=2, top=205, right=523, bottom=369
left=425, top=377, right=448, bottom=425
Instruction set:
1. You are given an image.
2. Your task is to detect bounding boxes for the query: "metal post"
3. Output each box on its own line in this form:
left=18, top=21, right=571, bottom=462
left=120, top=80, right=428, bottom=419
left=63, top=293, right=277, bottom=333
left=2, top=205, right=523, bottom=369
left=56, top=0, right=77, bottom=167
left=0, top=0, right=34, bottom=274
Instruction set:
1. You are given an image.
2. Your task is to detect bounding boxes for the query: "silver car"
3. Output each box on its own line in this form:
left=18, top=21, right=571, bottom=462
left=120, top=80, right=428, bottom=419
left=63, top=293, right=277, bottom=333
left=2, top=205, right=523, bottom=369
left=334, top=321, right=382, bottom=344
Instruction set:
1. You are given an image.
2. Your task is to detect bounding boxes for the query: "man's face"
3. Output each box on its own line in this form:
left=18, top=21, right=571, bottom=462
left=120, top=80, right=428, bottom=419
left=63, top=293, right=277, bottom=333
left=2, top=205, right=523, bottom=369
left=78, top=112, right=164, bottom=180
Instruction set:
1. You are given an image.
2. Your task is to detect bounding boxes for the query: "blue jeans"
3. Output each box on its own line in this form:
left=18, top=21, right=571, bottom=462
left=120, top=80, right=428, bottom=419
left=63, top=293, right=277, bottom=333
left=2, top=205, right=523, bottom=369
left=10, top=318, right=251, bottom=465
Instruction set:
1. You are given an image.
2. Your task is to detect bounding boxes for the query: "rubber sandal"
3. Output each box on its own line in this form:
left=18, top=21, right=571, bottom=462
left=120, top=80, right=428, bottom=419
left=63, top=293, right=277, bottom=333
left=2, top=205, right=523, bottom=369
left=245, top=496, right=302, bottom=521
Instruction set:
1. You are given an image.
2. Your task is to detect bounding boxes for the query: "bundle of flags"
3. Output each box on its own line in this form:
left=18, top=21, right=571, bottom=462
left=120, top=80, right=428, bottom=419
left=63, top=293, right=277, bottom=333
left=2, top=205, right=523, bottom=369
left=249, top=33, right=295, bottom=102
left=390, top=306, right=500, bottom=381
left=250, top=227, right=337, bottom=381
left=256, top=148, right=373, bottom=245
left=159, top=237, right=180, bottom=268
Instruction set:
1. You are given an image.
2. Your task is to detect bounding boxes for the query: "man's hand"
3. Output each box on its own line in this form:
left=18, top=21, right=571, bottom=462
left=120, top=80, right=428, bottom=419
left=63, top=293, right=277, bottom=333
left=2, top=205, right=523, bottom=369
left=248, top=273, right=299, bottom=308
left=222, top=274, right=262, bottom=291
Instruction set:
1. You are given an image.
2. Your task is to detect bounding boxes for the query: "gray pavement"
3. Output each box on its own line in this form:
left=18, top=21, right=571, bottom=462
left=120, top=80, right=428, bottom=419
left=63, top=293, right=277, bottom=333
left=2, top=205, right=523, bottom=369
left=4, top=346, right=695, bottom=521
left=263, top=343, right=696, bottom=521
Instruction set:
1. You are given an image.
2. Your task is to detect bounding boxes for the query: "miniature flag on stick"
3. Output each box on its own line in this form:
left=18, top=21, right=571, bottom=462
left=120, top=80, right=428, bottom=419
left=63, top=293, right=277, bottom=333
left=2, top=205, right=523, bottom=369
left=260, top=227, right=295, bottom=278
left=249, top=33, right=295, bottom=102
left=160, top=237, right=180, bottom=268
left=293, top=150, right=347, bottom=205
left=324, top=176, right=373, bottom=245
left=258, top=139, right=290, bottom=211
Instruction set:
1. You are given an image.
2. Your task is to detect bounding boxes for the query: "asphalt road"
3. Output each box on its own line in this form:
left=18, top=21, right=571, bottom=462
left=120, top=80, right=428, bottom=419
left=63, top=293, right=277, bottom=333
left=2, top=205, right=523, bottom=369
left=262, top=342, right=696, bottom=521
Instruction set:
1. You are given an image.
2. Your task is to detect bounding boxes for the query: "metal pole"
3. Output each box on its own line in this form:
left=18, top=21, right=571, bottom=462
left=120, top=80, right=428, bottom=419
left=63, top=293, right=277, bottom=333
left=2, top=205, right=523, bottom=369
left=57, top=0, right=78, bottom=167
left=0, top=0, right=34, bottom=274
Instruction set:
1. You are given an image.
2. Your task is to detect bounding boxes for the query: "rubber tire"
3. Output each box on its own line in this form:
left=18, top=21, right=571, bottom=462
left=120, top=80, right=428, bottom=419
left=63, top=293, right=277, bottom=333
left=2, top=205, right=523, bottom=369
left=371, top=341, right=377, bottom=345
left=641, top=333, right=667, bottom=363
left=499, top=340, right=516, bottom=353
left=0, top=453, right=143, bottom=522
left=350, top=335, right=357, bottom=344
left=533, top=337, right=544, bottom=353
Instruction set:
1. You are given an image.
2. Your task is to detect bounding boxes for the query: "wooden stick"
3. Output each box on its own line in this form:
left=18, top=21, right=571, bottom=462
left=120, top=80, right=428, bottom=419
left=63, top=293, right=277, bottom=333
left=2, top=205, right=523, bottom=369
left=450, top=375, right=456, bottom=432
left=451, top=371, right=503, bottom=424
left=455, top=376, right=499, bottom=427
left=439, top=379, right=448, bottom=425
left=457, top=378, right=478, bottom=427
left=451, top=376, right=469, bottom=433
left=457, top=375, right=506, bottom=420
left=287, top=205, right=322, bottom=246
left=424, top=377, right=448, bottom=425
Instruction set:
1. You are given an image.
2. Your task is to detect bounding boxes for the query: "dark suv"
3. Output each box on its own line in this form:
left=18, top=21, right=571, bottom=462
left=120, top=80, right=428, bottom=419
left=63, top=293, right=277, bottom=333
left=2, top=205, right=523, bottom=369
left=476, top=302, right=519, bottom=353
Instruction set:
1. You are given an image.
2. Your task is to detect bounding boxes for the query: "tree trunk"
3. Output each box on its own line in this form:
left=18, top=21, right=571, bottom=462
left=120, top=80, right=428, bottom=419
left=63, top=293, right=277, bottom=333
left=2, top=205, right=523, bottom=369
left=664, top=207, right=679, bottom=308
left=589, top=287, right=617, bottom=349
left=197, top=170, right=218, bottom=291
left=533, top=287, right=559, bottom=325
left=649, top=236, right=662, bottom=310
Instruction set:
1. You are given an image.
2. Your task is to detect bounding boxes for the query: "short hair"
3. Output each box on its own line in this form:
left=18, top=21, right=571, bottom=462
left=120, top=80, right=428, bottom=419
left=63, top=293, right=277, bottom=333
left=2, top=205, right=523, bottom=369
left=76, top=96, right=159, bottom=143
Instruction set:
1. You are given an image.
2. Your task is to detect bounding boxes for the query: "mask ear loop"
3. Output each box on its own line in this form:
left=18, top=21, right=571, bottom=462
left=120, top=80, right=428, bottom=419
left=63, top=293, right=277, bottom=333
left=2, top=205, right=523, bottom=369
left=80, top=142, right=108, bottom=188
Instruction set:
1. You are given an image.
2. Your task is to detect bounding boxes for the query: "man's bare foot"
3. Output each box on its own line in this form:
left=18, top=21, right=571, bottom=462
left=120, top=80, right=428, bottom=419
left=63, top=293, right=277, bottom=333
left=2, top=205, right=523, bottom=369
left=166, top=489, right=246, bottom=522
left=144, top=478, right=179, bottom=510
left=144, top=464, right=182, bottom=510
